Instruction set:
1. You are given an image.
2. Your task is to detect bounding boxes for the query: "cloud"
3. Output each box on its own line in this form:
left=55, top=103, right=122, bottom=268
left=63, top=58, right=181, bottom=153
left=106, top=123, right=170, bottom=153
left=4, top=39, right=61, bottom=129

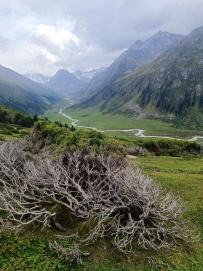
left=0, top=34, right=14, bottom=52
left=0, top=38, right=59, bottom=75
left=31, top=24, right=79, bottom=51
left=0, top=0, right=202, bottom=75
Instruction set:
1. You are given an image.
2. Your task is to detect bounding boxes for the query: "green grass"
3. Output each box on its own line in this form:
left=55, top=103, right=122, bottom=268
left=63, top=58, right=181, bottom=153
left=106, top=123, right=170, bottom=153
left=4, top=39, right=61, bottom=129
left=41, top=99, right=74, bottom=126
left=0, top=231, right=76, bottom=270
left=43, top=102, right=203, bottom=140
left=0, top=123, right=31, bottom=140
left=135, top=156, right=203, bottom=229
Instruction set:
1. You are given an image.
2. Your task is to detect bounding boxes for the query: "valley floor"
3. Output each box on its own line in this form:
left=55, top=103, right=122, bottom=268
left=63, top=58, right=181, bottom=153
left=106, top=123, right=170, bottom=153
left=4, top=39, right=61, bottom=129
left=42, top=100, right=203, bottom=143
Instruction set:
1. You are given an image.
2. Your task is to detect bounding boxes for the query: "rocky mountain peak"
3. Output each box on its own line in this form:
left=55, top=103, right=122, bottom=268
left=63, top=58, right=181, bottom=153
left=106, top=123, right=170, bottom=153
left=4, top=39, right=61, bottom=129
left=46, top=69, right=84, bottom=97
left=55, top=69, right=70, bottom=76
left=131, top=39, right=142, bottom=50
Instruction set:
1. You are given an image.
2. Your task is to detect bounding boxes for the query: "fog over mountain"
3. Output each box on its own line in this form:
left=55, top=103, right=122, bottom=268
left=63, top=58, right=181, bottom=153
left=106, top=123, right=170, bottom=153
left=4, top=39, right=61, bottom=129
left=74, top=68, right=106, bottom=83
left=23, top=73, right=51, bottom=84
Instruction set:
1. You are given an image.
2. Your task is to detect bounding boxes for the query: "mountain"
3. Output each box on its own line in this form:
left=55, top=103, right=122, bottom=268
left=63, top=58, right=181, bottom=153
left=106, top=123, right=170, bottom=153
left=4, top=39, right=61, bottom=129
left=0, top=65, right=59, bottom=115
left=46, top=69, right=84, bottom=97
left=80, top=26, right=203, bottom=129
left=77, top=31, right=184, bottom=100
left=74, top=67, right=106, bottom=83
left=23, top=73, right=51, bottom=84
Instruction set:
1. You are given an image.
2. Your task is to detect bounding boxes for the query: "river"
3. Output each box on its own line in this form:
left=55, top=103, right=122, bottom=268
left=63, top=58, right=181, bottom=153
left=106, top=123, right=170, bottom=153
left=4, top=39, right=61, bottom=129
left=58, top=108, right=203, bottom=143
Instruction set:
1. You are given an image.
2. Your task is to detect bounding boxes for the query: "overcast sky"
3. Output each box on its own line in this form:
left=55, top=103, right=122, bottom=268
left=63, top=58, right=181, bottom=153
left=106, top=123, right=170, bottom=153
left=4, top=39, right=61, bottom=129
left=0, top=0, right=202, bottom=76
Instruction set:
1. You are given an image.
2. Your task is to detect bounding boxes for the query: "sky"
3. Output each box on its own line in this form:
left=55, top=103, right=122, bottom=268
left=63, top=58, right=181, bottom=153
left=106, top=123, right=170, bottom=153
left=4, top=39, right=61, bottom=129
left=0, top=0, right=202, bottom=76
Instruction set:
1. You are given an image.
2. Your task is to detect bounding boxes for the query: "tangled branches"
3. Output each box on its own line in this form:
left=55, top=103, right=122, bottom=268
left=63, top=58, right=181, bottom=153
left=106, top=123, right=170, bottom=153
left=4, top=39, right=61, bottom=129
left=0, top=139, right=196, bottom=257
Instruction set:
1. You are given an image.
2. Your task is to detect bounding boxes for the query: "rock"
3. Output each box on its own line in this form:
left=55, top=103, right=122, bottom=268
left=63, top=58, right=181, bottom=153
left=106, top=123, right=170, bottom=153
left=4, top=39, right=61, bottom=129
left=126, top=155, right=137, bottom=159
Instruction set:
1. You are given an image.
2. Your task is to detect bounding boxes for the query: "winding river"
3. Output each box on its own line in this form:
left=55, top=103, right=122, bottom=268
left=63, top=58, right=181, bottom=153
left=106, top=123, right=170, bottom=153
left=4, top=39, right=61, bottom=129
left=58, top=108, right=203, bottom=143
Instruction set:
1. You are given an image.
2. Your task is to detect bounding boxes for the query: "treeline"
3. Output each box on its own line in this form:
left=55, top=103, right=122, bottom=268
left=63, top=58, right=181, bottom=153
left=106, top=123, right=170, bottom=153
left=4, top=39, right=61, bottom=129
left=0, top=108, right=38, bottom=128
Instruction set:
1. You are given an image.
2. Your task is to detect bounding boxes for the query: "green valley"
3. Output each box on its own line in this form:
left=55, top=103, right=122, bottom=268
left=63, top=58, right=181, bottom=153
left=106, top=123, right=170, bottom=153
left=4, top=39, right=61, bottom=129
left=43, top=102, right=203, bottom=142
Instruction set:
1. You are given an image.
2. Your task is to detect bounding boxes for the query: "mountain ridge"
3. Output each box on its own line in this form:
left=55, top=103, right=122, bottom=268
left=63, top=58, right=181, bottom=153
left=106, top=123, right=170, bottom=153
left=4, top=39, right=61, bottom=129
left=77, top=31, right=184, bottom=101
left=0, top=64, right=60, bottom=115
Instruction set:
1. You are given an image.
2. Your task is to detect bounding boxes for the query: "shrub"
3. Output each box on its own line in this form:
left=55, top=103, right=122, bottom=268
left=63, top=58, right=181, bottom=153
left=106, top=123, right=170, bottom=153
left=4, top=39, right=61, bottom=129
left=0, top=138, right=197, bottom=261
left=30, top=121, right=126, bottom=157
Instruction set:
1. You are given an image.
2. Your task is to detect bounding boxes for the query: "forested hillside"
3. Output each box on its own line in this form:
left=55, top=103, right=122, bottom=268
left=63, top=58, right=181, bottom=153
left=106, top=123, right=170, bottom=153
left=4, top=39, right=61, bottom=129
left=0, top=104, right=40, bottom=140
left=0, top=105, right=38, bottom=127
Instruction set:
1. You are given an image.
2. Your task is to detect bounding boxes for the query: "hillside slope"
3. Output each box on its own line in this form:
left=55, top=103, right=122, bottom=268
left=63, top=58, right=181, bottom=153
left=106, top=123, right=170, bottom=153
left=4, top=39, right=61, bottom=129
left=0, top=65, right=59, bottom=115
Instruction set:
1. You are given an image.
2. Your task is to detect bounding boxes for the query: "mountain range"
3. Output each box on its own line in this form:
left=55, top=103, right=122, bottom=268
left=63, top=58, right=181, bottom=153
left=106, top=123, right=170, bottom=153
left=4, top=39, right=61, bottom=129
left=76, top=26, right=203, bottom=129
left=77, top=31, right=184, bottom=101
left=23, top=73, right=51, bottom=84
left=74, top=67, right=106, bottom=83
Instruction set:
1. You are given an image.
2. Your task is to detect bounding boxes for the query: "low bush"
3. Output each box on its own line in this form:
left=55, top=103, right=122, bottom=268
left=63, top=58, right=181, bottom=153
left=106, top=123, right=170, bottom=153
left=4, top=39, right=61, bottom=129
left=0, top=138, right=197, bottom=263
left=122, top=138, right=201, bottom=157
left=29, top=121, right=126, bottom=157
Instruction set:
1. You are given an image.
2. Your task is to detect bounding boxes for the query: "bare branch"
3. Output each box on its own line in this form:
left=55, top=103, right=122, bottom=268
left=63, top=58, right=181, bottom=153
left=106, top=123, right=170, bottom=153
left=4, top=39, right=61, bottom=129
left=0, top=138, right=198, bottom=257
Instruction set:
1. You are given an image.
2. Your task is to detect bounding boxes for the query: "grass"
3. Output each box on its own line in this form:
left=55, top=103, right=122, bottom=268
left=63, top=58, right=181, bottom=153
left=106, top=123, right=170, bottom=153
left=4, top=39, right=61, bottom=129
left=135, top=156, right=203, bottom=229
left=0, top=231, right=72, bottom=270
left=42, top=102, right=203, bottom=140
left=41, top=99, right=74, bottom=127
left=0, top=123, right=31, bottom=140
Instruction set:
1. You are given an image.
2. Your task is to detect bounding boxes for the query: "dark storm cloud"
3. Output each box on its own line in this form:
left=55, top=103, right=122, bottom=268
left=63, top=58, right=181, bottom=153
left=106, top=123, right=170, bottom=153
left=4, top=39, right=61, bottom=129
left=0, top=0, right=202, bottom=75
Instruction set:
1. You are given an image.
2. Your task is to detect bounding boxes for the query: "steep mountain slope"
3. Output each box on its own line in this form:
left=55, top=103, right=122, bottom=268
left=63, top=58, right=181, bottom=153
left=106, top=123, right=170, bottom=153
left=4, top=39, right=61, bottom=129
left=23, top=73, right=51, bottom=84
left=81, top=26, right=203, bottom=129
left=78, top=31, right=184, bottom=100
left=46, top=69, right=84, bottom=97
left=0, top=65, right=59, bottom=115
